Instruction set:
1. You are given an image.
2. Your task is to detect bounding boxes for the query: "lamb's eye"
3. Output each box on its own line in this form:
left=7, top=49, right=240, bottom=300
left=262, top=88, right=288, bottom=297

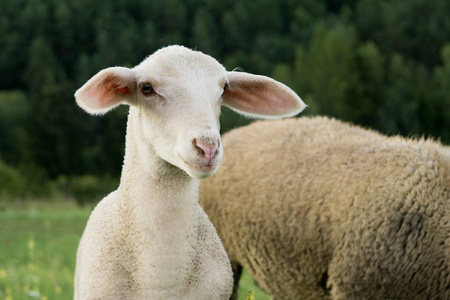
left=223, top=83, right=229, bottom=92
left=141, top=84, right=154, bottom=95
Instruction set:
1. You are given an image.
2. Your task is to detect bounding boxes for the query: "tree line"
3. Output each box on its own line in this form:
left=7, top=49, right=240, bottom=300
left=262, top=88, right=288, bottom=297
left=0, top=0, right=449, bottom=198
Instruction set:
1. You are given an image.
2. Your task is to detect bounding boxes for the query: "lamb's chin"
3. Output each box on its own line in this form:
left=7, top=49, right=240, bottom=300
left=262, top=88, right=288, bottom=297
left=182, top=163, right=218, bottom=179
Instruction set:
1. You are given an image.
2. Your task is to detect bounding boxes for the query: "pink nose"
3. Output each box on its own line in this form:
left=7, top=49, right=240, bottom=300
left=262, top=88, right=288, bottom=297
left=194, top=139, right=219, bottom=161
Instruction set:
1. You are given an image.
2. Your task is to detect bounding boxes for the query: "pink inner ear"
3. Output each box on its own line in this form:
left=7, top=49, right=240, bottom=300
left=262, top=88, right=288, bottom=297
left=103, top=75, right=130, bottom=94
left=224, top=80, right=299, bottom=116
left=85, top=75, right=130, bottom=110
left=116, top=87, right=130, bottom=95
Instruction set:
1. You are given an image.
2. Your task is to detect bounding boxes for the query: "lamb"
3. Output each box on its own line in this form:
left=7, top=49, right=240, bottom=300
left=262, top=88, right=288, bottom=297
left=200, top=116, right=450, bottom=300
left=73, top=45, right=306, bottom=300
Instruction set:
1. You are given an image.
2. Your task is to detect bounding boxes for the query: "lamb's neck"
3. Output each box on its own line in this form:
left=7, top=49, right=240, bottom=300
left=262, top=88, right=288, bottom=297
left=118, top=110, right=199, bottom=230
left=119, top=136, right=199, bottom=223
left=118, top=143, right=200, bottom=294
left=120, top=162, right=198, bottom=215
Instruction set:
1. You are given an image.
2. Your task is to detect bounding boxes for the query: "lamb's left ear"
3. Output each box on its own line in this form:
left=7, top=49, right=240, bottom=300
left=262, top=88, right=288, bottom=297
left=223, top=72, right=306, bottom=119
left=75, top=67, right=136, bottom=115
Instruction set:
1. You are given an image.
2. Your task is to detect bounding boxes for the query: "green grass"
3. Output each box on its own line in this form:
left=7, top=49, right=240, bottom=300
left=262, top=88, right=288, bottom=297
left=238, top=270, right=271, bottom=300
left=0, top=202, right=270, bottom=299
left=0, top=202, right=90, bottom=300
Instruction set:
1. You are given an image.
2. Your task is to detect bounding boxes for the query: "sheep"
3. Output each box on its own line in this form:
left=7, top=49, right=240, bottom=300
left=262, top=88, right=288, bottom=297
left=73, top=45, right=306, bottom=300
left=199, top=116, right=450, bottom=300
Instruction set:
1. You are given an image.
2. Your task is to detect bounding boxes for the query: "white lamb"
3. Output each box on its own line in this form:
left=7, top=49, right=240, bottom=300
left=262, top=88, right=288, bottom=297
left=73, top=45, right=305, bottom=300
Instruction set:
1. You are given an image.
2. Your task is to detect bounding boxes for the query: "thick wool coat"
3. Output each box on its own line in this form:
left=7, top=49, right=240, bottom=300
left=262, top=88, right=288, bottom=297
left=200, top=116, right=450, bottom=300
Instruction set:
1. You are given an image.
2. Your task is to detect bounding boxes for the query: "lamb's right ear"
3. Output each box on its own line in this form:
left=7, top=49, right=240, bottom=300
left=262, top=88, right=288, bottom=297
left=75, top=67, right=136, bottom=115
left=223, top=71, right=306, bottom=119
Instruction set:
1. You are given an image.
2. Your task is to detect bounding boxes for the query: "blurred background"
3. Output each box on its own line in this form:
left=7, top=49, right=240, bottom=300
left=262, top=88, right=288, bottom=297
left=0, top=0, right=449, bottom=299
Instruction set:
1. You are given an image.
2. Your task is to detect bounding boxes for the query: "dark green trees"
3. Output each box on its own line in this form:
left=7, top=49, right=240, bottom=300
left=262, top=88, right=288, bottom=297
left=0, top=0, right=448, bottom=184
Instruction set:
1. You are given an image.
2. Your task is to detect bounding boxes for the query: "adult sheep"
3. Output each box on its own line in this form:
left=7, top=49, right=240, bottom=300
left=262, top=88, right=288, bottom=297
left=73, top=45, right=305, bottom=300
left=200, top=116, right=450, bottom=300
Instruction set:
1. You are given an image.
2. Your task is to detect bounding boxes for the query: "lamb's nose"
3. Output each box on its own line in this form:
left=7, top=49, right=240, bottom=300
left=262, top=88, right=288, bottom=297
left=193, top=139, right=219, bottom=161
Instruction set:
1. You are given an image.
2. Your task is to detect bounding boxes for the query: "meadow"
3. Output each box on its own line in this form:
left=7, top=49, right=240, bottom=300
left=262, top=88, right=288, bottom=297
left=0, top=201, right=269, bottom=300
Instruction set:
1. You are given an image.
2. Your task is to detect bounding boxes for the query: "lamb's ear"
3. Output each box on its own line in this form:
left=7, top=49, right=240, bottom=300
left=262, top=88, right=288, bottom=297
left=75, top=67, right=136, bottom=115
left=222, top=72, right=306, bottom=119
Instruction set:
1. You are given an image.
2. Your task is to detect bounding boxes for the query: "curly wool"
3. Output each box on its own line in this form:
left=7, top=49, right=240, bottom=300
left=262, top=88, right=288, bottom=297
left=200, top=116, right=450, bottom=300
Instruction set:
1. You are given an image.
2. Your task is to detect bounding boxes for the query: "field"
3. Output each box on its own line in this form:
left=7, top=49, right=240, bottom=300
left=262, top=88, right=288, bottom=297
left=0, top=202, right=270, bottom=300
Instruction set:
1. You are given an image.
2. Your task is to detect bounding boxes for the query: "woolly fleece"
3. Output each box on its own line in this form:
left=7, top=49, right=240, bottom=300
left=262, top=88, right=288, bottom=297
left=200, top=116, right=450, bottom=300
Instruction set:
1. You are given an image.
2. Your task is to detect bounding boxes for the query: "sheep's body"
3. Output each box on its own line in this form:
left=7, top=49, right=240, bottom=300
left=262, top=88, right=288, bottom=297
left=200, top=116, right=450, bottom=300
left=73, top=45, right=305, bottom=299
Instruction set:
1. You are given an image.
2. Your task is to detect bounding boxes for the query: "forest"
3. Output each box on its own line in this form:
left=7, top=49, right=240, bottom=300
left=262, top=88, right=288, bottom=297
left=1, top=0, right=450, bottom=202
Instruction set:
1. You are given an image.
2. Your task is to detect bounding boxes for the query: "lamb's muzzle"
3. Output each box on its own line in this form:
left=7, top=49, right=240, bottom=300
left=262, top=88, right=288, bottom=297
left=193, top=138, right=220, bottom=161
left=180, top=136, right=221, bottom=173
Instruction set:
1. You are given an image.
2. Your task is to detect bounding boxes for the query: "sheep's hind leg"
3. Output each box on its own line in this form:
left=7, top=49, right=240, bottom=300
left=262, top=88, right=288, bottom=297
left=230, top=261, right=243, bottom=300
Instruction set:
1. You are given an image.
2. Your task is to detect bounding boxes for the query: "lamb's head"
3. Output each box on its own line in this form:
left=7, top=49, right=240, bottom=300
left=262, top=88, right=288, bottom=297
left=75, top=45, right=306, bottom=179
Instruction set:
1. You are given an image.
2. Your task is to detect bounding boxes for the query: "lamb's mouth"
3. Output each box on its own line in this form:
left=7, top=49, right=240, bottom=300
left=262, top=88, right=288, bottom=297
left=180, top=156, right=216, bottom=172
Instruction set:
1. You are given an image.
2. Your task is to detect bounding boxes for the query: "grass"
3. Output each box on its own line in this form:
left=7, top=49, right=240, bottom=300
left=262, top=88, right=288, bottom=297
left=238, top=271, right=271, bottom=300
left=0, top=201, right=90, bottom=300
left=0, top=201, right=270, bottom=299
